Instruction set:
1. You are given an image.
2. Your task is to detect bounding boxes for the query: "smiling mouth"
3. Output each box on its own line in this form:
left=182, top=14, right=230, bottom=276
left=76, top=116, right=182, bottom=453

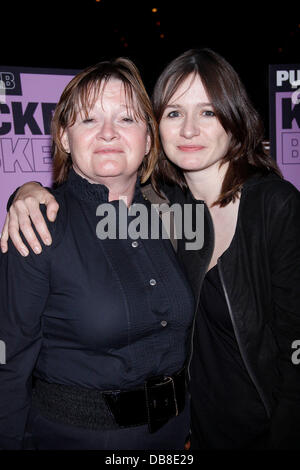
left=177, top=146, right=205, bottom=152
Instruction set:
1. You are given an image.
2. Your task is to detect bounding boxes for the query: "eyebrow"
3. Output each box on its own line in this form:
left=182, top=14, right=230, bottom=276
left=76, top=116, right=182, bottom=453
left=78, top=103, right=136, bottom=114
left=165, top=102, right=213, bottom=109
left=118, top=104, right=135, bottom=109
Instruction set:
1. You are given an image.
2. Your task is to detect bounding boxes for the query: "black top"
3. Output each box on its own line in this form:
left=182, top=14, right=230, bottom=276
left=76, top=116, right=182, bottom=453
left=189, top=264, right=269, bottom=450
left=0, top=169, right=194, bottom=449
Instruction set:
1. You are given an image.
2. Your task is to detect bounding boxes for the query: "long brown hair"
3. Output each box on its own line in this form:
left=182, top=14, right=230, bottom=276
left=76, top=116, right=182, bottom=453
left=152, top=48, right=282, bottom=206
left=51, top=57, right=159, bottom=185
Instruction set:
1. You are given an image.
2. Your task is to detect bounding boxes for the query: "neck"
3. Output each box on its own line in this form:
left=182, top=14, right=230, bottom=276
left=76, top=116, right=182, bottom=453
left=106, top=177, right=137, bottom=206
left=184, top=161, right=229, bottom=207
left=72, top=167, right=137, bottom=206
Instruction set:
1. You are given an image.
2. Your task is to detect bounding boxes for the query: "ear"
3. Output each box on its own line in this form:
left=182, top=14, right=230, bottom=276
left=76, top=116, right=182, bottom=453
left=145, top=133, right=151, bottom=155
left=61, top=130, right=70, bottom=154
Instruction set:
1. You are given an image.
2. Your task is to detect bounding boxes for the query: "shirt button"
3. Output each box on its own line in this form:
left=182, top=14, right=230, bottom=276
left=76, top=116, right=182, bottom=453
left=131, top=241, right=139, bottom=248
left=161, top=320, right=168, bottom=327
left=149, top=279, right=157, bottom=286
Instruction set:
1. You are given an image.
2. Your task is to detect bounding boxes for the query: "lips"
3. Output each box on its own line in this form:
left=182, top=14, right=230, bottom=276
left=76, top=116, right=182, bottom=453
left=94, top=147, right=124, bottom=154
left=177, top=145, right=205, bottom=152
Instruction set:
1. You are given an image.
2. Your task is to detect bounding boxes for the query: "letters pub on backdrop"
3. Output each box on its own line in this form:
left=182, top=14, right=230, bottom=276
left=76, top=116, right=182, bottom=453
left=269, top=64, right=300, bottom=191
left=0, top=66, right=78, bottom=231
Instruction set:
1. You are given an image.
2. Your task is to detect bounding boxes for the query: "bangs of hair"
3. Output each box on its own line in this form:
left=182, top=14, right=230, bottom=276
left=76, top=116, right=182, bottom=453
left=63, top=73, right=147, bottom=129
left=52, top=57, right=160, bottom=186
left=155, top=71, right=198, bottom=124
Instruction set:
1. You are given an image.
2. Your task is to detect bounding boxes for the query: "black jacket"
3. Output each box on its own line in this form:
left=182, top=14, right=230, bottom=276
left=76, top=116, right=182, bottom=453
left=0, top=170, right=194, bottom=449
left=5, top=171, right=300, bottom=448
left=160, top=172, right=300, bottom=449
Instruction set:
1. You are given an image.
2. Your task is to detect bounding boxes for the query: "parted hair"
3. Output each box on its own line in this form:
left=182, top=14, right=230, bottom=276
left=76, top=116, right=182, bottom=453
left=152, top=48, right=282, bottom=206
left=51, top=57, right=159, bottom=185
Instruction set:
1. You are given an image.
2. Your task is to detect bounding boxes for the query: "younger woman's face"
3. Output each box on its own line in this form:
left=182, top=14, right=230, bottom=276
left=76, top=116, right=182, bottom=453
left=159, top=74, right=230, bottom=173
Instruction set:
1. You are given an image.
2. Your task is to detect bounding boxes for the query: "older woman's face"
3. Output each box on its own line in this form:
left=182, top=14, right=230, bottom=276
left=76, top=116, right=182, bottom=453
left=61, top=78, right=150, bottom=184
left=159, top=74, right=230, bottom=173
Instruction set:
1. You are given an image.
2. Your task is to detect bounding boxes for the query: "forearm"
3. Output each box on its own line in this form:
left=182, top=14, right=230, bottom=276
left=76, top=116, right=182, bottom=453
left=6, top=183, right=53, bottom=212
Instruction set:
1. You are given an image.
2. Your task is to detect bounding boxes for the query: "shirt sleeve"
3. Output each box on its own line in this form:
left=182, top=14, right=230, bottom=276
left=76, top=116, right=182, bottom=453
left=0, top=241, right=50, bottom=449
left=267, top=186, right=300, bottom=448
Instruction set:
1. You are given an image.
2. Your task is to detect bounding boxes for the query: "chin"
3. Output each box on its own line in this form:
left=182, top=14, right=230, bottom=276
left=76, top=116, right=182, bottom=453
left=95, top=162, right=124, bottom=176
left=95, top=172, right=124, bottom=180
left=176, top=158, right=203, bottom=171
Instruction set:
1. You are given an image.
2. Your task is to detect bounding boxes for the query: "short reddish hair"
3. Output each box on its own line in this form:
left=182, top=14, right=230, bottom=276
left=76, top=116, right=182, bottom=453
left=51, top=57, right=159, bottom=185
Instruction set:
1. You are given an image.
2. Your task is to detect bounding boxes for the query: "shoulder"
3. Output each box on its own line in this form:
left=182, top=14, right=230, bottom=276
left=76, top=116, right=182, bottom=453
left=141, top=183, right=169, bottom=204
left=156, top=182, right=192, bottom=205
left=242, top=172, right=300, bottom=209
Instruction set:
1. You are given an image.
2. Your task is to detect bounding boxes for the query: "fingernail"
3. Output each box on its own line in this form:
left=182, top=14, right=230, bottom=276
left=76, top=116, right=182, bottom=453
left=49, top=212, right=56, bottom=221
left=45, top=238, right=52, bottom=246
left=34, top=246, right=41, bottom=254
left=21, top=248, right=29, bottom=257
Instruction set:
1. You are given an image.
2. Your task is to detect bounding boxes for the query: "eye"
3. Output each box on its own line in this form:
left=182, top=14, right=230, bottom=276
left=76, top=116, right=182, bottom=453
left=202, top=110, right=215, bottom=117
left=122, top=116, right=134, bottom=123
left=166, top=110, right=181, bottom=118
left=82, top=118, right=95, bottom=124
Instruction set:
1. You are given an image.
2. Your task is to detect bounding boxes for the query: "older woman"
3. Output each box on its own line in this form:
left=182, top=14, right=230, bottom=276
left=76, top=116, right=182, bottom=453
left=0, top=58, right=194, bottom=450
left=2, top=49, right=300, bottom=450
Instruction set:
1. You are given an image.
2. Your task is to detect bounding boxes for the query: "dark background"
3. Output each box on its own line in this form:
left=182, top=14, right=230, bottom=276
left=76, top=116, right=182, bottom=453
left=2, top=0, right=300, bottom=138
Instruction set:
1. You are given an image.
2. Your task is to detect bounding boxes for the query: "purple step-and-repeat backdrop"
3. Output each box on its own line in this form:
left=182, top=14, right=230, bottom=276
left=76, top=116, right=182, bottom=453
left=0, top=67, right=78, bottom=231
left=0, top=64, right=300, bottom=231
left=269, top=64, right=300, bottom=190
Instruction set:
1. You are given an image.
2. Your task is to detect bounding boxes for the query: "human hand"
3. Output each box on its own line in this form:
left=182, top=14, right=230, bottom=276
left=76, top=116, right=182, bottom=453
left=0, top=183, right=59, bottom=256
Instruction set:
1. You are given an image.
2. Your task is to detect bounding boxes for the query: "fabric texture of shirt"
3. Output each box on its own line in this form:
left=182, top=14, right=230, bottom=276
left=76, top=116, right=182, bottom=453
left=0, top=169, right=194, bottom=449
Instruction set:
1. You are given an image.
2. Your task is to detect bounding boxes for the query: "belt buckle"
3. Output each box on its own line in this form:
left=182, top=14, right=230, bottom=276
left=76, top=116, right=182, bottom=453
left=144, top=374, right=178, bottom=433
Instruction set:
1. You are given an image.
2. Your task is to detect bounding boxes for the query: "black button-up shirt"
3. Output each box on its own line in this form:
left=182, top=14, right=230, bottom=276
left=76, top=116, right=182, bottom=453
left=0, top=169, right=194, bottom=447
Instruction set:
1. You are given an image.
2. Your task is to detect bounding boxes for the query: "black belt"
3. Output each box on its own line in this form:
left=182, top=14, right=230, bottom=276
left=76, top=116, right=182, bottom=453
left=32, top=368, right=186, bottom=433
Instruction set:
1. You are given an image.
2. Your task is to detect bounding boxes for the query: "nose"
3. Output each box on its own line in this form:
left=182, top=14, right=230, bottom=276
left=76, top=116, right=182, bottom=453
left=96, top=119, right=118, bottom=141
left=180, top=114, right=200, bottom=139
